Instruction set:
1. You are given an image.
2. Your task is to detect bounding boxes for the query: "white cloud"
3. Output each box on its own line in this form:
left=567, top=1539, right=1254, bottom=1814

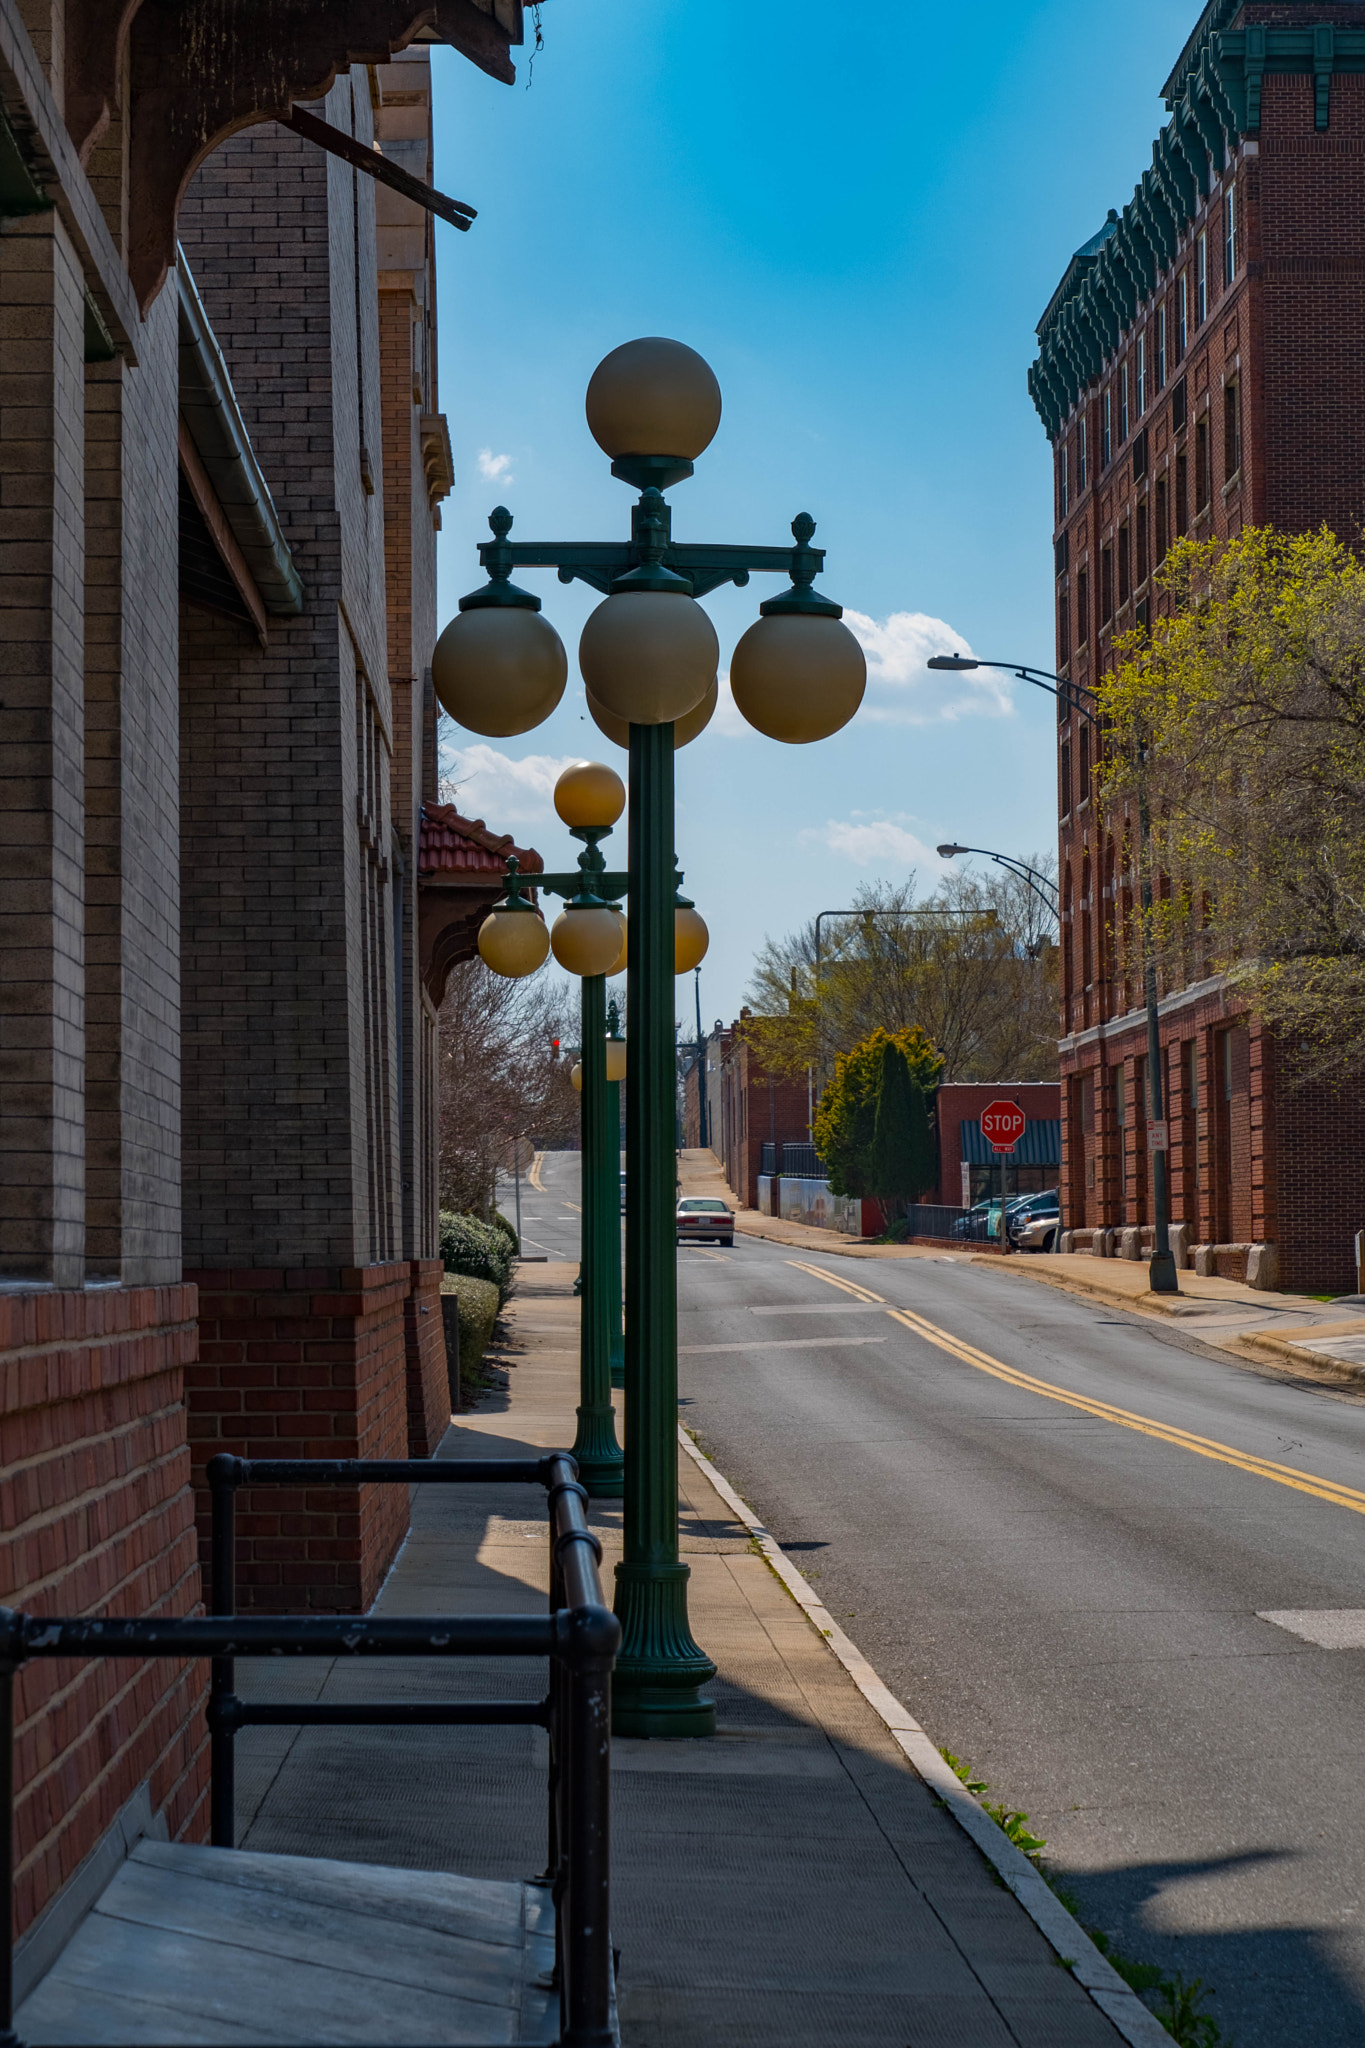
left=446, top=744, right=581, bottom=827
left=803, top=814, right=950, bottom=874
left=711, top=670, right=748, bottom=738
left=476, top=448, right=515, bottom=486
left=841, top=609, right=1013, bottom=723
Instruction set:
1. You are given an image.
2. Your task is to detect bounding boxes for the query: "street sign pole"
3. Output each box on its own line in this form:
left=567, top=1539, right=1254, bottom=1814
left=981, top=1099, right=1027, bottom=1254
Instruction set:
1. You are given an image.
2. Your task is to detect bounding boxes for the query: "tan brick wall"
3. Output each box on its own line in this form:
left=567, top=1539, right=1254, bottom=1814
left=84, top=284, right=182, bottom=1286
left=0, top=214, right=87, bottom=1287
left=177, top=94, right=399, bottom=1276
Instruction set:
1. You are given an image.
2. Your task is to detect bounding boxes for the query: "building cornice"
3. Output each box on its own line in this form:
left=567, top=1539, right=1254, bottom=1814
left=1030, top=7, right=1365, bottom=442
left=1058, top=974, right=1230, bottom=1056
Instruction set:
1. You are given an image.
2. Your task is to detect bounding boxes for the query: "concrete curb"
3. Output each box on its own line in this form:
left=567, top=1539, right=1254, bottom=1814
left=678, top=1426, right=1173, bottom=2048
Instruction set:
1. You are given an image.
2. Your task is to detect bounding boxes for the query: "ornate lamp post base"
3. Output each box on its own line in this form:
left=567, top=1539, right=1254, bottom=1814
left=611, top=1561, right=717, bottom=1736
left=572, top=1401, right=625, bottom=1498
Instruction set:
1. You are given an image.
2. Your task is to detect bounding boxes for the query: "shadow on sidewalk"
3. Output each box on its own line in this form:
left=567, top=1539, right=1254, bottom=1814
left=232, top=1415, right=1363, bottom=2048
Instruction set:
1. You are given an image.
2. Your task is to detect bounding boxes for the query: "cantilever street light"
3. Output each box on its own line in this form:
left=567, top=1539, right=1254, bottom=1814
left=927, top=652, right=1179, bottom=1297
left=935, top=844, right=1060, bottom=921
left=438, top=339, right=866, bottom=1738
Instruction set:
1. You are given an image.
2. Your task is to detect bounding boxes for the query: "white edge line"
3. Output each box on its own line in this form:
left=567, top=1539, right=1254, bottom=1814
left=678, top=1425, right=1172, bottom=2048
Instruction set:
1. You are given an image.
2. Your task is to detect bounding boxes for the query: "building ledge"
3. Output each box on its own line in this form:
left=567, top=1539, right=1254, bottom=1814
left=177, top=252, right=304, bottom=619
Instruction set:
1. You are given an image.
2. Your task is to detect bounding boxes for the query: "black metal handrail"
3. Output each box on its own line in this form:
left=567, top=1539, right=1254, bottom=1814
left=759, top=1140, right=777, bottom=1177
left=0, top=1450, right=618, bottom=2048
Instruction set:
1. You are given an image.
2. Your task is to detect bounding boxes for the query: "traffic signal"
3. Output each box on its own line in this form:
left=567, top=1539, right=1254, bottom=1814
left=550, top=1037, right=561, bottom=1061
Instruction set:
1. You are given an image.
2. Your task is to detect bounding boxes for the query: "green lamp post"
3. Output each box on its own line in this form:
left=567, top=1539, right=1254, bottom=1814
left=606, top=999, right=626, bottom=1391
left=435, top=337, right=866, bottom=1737
left=481, top=762, right=628, bottom=1497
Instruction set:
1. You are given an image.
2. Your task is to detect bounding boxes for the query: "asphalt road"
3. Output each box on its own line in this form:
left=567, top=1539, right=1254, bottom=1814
left=510, top=1153, right=1365, bottom=2045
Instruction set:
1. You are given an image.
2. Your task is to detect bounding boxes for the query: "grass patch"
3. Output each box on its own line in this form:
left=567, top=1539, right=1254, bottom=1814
left=939, top=1749, right=1225, bottom=2044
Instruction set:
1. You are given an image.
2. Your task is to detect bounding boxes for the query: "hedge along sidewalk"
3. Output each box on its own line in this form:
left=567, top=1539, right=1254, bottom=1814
left=467, top=1264, right=1149, bottom=2048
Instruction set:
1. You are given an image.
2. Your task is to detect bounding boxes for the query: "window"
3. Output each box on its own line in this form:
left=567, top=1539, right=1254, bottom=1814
left=1060, top=738, right=1072, bottom=816
left=1058, top=585, right=1071, bottom=665
left=1136, top=332, right=1147, bottom=416
left=1120, top=360, right=1130, bottom=443
left=1077, top=565, right=1089, bottom=646
left=1080, top=722, right=1091, bottom=800
left=1136, top=499, right=1149, bottom=585
left=1114, top=1066, right=1126, bottom=1128
left=1078, top=415, right=1088, bottom=489
left=1157, top=305, right=1167, bottom=390
left=1223, top=379, right=1241, bottom=481
left=1178, top=272, right=1188, bottom=357
left=1188, top=1040, right=1201, bottom=1188
left=1197, top=232, right=1208, bottom=323
left=1102, top=388, right=1112, bottom=469
left=1100, top=541, right=1113, bottom=622
left=1118, top=521, right=1131, bottom=607
left=1155, top=475, right=1168, bottom=563
left=1195, top=415, right=1210, bottom=510
left=1223, top=1030, right=1234, bottom=1100
left=1171, top=375, right=1188, bottom=432
left=1059, top=442, right=1069, bottom=517
left=1175, top=450, right=1188, bottom=536
left=1224, top=183, right=1238, bottom=283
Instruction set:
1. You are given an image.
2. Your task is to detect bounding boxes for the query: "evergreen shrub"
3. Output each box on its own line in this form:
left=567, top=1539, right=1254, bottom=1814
left=439, top=1211, right=514, bottom=1302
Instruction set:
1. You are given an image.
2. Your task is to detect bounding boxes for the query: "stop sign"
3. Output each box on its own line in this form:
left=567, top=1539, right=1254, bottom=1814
left=981, top=1099, right=1026, bottom=1154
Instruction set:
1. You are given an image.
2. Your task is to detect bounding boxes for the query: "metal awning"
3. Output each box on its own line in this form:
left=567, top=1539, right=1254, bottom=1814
left=960, top=1118, right=1061, bottom=1167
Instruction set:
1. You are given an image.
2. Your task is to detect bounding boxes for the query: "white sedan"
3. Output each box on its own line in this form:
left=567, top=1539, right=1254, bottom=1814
left=676, top=1198, right=735, bottom=1248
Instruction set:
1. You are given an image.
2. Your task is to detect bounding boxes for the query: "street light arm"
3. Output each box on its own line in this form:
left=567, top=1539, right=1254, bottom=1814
left=935, top=846, right=1059, bottom=918
left=926, top=653, right=1099, bottom=727
left=932, top=659, right=1178, bottom=1291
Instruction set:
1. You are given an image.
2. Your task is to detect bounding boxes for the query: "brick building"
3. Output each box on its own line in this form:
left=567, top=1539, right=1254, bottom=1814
left=0, top=0, right=527, bottom=1956
left=1030, top=0, right=1365, bottom=1291
left=714, top=1015, right=812, bottom=1213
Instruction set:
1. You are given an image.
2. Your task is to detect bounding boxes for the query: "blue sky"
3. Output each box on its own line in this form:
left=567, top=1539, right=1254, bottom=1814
left=429, top=0, right=1198, bottom=1029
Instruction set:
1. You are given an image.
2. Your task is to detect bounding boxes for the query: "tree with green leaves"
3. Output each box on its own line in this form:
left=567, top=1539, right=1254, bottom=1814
left=865, top=1037, right=936, bottom=1216
left=1099, top=524, right=1365, bottom=1084
left=814, top=1026, right=944, bottom=1200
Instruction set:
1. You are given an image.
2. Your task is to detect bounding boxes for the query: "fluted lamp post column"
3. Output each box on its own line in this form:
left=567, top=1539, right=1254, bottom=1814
left=434, top=337, right=866, bottom=1735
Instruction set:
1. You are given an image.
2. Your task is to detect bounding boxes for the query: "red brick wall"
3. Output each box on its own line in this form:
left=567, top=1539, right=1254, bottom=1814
left=1047, top=32, right=1365, bottom=1289
left=718, top=1033, right=811, bottom=1211
left=185, top=1263, right=411, bottom=1612
left=931, top=1082, right=1061, bottom=1205
left=0, top=1285, right=207, bottom=1940
left=403, top=1257, right=450, bottom=1457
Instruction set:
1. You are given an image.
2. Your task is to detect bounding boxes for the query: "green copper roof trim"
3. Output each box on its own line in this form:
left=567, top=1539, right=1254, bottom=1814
left=1029, top=14, right=1365, bottom=442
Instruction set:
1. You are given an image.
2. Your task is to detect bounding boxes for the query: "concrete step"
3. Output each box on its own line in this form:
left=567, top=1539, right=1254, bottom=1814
left=17, top=1838, right=560, bottom=2046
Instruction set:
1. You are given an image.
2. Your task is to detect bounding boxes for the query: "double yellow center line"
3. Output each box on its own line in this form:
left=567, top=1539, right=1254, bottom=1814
left=786, top=1260, right=1365, bottom=1518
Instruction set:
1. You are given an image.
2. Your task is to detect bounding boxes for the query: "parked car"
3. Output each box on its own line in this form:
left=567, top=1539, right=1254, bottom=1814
left=676, top=1197, right=735, bottom=1248
left=1008, top=1189, right=1060, bottom=1252
left=620, top=1172, right=628, bottom=1212
left=952, top=1193, right=1029, bottom=1241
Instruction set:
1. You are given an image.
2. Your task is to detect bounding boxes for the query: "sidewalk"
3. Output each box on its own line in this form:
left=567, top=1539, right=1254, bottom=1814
left=679, top=1150, right=1365, bottom=1380
left=234, top=1263, right=1163, bottom=2047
